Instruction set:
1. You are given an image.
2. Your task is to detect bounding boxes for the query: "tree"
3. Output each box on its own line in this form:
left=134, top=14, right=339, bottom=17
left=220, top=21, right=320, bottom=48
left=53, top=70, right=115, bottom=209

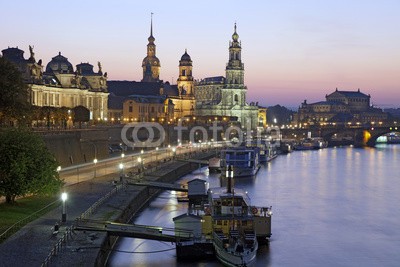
left=0, top=128, right=63, bottom=203
left=73, top=105, right=90, bottom=128
left=0, top=57, right=31, bottom=124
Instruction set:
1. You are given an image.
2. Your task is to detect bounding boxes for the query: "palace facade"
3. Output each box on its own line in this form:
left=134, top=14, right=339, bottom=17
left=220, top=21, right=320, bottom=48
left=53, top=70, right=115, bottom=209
left=294, top=88, right=388, bottom=124
left=1, top=47, right=109, bottom=121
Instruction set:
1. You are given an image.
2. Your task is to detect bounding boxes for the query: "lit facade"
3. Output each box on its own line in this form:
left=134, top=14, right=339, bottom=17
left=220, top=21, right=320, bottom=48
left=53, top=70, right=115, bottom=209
left=294, top=88, right=388, bottom=124
left=2, top=47, right=109, bottom=120
left=194, top=24, right=259, bottom=129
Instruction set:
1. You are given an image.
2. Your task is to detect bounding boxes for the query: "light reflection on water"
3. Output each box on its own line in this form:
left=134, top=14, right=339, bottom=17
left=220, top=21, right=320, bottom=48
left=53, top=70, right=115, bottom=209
left=108, top=145, right=400, bottom=267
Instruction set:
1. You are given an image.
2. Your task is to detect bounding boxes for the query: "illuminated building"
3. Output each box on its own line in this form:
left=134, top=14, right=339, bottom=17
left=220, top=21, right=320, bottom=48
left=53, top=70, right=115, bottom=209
left=194, top=24, right=260, bottom=129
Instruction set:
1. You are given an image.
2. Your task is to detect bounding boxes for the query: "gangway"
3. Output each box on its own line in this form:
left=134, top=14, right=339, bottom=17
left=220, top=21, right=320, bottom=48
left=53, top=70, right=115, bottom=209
left=177, top=159, right=209, bottom=165
left=126, top=179, right=188, bottom=192
left=74, top=219, right=193, bottom=242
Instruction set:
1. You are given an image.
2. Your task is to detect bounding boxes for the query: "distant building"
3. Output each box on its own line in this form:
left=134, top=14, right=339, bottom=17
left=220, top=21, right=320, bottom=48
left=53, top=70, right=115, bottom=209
left=294, top=88, right=388, bottom=124
left=122, top=95, right=174, bottom=123
left=1, top=46, right=109, bottom=121
left=108, top=16, right=195, bottom=122
left=194, top=24, right=260, bottom=129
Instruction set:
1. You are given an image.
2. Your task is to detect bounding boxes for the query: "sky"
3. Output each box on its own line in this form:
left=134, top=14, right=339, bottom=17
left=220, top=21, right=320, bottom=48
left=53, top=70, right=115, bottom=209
left=1, top=0, right=399, bottom=108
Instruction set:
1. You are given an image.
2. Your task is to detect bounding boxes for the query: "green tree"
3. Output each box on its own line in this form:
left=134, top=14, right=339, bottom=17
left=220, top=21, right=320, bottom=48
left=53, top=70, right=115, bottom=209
left=0, top=128, right=63, bottom=203
left=0, top=57, right=31, bottom=124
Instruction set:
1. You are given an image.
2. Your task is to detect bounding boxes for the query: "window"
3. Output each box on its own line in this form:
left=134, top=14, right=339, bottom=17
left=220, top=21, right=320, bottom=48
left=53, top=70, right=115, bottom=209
left=182, top=69, right=186, bottom=76
left=234, top=94, right=238, bottom=102
left=151, top=107, right=155, bottom=113
left=129, top=106, right=133, bottom=113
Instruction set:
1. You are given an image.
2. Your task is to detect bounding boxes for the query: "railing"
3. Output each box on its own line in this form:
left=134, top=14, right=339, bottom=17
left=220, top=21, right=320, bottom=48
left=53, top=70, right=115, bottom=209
left=41, top=226, right=74, bottom=267
left=40, top=148, right=215, bottom=266
left=41, top=183, right=127, bottom=266
left=77, top=183, right=127, bottom=221
left=0, top=199, right=60, bottom=243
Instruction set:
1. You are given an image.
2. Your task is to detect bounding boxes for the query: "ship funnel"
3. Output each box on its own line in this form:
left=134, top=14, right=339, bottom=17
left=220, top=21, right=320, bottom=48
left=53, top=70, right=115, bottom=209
left=226, top=165, right=233, bottom=193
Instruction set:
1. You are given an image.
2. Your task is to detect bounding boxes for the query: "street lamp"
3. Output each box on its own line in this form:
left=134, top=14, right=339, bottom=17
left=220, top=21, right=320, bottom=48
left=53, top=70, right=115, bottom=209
left=138, top=157, right=143, bottom=172
left=61, top=192, right=67, bottom=222
left=57, top=166, right=61, bottom=172
left=119, top=163, right=124, bottom=182
left=93, top=158, right=98, bottom=179
left=172, top=147, right=176, bottom=159
left=155, top=147, right=159, bottom=161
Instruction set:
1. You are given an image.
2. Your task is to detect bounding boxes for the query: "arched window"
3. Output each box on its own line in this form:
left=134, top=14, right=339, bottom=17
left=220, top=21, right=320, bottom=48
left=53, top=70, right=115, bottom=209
left=234, top=94, right=239, bottom=103
left=182, top=69, right=186, bottom=76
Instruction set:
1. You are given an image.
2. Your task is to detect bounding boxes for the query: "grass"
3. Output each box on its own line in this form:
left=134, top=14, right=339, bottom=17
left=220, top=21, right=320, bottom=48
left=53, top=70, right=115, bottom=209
left=0, top=195, right=60, bottom=242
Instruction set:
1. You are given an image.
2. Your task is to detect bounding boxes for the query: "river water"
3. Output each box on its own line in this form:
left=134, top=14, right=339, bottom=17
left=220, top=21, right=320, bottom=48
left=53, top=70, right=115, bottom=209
left=108, top=144, right=400, bottom=267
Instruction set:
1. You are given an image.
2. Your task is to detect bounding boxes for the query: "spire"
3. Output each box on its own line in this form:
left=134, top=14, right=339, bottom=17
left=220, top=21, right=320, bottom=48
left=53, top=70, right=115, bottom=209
left=150, top=12, right=153, bottom=37
left=148, top=12, right=155, bottom=43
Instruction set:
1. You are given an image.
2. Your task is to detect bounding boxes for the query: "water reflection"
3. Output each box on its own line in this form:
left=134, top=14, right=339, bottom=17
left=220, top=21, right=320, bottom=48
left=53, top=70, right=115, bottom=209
left=108, top=145, right=400, bottom=267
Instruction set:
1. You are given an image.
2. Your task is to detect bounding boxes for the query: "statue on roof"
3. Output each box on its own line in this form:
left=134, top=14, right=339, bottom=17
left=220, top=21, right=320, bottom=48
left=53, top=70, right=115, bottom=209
left=29, top=45, right=35, bottom=60
left=98, top=61, right=103, bottom=74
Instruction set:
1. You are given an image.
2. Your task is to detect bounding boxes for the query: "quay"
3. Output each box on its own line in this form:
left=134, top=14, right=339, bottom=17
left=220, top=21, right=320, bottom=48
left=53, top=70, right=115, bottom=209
left=0, top=147, right=216, bottom=267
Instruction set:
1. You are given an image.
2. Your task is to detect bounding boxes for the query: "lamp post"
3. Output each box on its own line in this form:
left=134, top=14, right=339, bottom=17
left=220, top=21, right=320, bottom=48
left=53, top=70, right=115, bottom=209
left=155, top=147, right=159, bottom=162
left=61, top=192, right=67, bottom=222
left=93, top=158, right=98, bottom=179
left=119, top=163, right=124, bottom=182
left=138, top=157, right=143, bottom=172
left=172, top=147, right=176, bottom=159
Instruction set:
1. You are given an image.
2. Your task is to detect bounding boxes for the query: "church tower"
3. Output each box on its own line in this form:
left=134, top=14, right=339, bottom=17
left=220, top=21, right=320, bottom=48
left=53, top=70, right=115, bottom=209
left=142, top=14, right=160, bottom=82
left=221, top=23, right=247, bottom=107
left=177, top=49, right=194, bottom=96
left=225, top=23, right=245, bottom=86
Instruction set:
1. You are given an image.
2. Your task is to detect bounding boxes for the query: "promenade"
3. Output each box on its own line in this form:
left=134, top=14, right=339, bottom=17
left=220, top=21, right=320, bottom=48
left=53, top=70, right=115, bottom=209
left=0, top=145, right=217, bottom=267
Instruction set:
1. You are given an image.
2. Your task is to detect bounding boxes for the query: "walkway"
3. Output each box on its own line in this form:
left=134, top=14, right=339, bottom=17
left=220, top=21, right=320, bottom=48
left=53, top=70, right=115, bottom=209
left=0, top=147, right=214, bottom=267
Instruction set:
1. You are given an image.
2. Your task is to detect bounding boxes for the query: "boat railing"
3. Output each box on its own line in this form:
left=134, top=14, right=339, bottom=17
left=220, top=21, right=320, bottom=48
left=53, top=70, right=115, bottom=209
left=250, top=206, right=273, bottom=216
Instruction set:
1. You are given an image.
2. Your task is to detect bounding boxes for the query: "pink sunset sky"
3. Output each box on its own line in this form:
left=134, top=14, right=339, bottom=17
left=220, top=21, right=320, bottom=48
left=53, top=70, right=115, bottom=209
left=1, top=0, right=399, bottom=108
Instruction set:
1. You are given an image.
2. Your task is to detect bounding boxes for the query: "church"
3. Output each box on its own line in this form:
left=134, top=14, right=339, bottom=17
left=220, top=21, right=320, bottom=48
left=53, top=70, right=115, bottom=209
left=194, top=24, right=262, bottom=130
left=107, top=15, right=195, bottom=123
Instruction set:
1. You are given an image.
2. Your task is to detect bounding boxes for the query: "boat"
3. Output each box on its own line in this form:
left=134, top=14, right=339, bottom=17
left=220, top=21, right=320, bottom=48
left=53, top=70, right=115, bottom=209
left=209, top=166, right=272, bottom=266
left=294, top=138, right=327, bottom=150
left=280, top=142, right=292, bottom=154
left=246, top=140, right=277, bottom=162
left=173, top=172, right=273, bottom=265
left=220, top=147, right=260, bottom=177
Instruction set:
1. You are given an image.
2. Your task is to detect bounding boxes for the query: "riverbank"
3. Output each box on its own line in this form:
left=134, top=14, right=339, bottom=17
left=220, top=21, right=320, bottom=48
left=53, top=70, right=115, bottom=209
left=0, top=149, right=215, bottom=267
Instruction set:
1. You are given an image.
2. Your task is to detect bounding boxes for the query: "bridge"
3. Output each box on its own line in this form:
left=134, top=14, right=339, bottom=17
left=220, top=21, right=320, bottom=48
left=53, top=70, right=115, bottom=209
left=74, top=219, right=193, bottom=242
left=279, top=123, right=400, bottom=147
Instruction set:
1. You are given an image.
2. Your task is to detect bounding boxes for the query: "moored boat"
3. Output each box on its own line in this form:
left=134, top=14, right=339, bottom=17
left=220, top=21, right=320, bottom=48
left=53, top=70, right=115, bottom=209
left=220, top=147, right=260, bottom=177
left=173, top=168, right=273, bottom=265
left=208, top=166, right=271, bottom=266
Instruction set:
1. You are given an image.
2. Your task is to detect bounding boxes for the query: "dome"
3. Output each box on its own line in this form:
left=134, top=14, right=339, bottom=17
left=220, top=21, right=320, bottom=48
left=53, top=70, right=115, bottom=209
left=142, top=56, right=160, bottom=67
left=45, top=52, right=74, bottom=73
left=148, top=34, right=155, bottom=44
left=180, top=49, right=191, bottom=61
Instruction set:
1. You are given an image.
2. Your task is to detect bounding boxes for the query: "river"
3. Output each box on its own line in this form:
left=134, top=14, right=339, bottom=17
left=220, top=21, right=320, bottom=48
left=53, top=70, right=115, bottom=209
left=108, top=144, right=400, bottom=267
